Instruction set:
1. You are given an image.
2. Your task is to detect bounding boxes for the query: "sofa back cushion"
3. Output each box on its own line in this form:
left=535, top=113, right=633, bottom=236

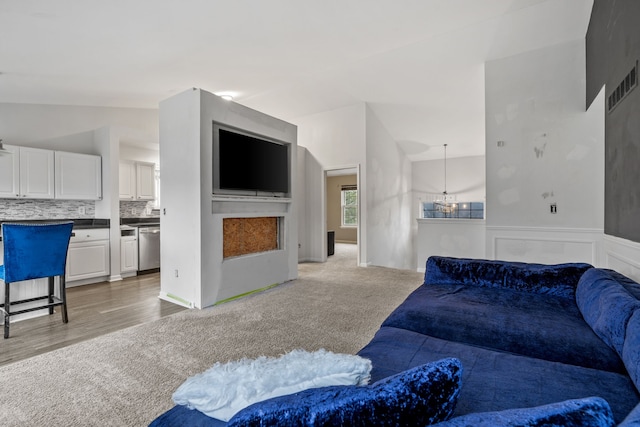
left=424, top=256, right=592, bottom=299
left=577, top=268, right=640, bottom=356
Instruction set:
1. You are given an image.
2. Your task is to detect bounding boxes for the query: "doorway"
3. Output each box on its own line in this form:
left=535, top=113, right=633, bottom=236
left=325, top=166, right=359, bottom=266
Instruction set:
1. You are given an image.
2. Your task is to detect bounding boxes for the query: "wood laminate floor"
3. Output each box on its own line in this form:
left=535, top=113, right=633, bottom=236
left=0, top=272, right=187, bottom=367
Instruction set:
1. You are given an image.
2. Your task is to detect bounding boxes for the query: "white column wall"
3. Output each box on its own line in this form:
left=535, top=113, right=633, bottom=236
left=364, top=105, right=413, bottom=270
left=158, top=89, right=203, bottom=308
left=159, top=89, right=298, bottom=308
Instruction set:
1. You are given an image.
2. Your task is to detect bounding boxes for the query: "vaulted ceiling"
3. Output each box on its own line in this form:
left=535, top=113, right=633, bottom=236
left=0, top=0, right=593, bottom=160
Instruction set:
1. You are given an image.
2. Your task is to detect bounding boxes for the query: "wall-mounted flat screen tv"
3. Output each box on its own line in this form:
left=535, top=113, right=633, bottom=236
left=213, top=123, right=290, bottom=197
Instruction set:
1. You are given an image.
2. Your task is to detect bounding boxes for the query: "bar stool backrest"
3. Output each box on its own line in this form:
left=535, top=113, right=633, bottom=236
left=1, top=222, right=74, bottom=283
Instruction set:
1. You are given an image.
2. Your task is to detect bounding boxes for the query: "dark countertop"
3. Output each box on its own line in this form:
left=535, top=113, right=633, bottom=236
left=120, top=218, right=160, bottom=227
left=0, top=219, right=111, bottom=241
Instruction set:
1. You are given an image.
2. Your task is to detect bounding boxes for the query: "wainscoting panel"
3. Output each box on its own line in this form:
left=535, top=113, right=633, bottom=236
left=602, top=234, right=640, bottom=282
left=486, top=226, right=603, bottom=265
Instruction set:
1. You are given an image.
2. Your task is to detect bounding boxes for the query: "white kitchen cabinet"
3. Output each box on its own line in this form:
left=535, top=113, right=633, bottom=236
left=119, top=160, right=156, bottom=201
left=0, top=145, right=100, bottom=200
left=55, top=151, right=102, bottom=200
left=119, top=161, right=136, bottom=200
left=121, top=231, right=139, bottom=274
left=66, top=228, right=110, bottom=283
left=0, top=146, right=55, bottom=199
left=19, top=147, right=55, bottom=199
left=0, top=144, right=20, bottom=198
left=136, top=162, right=156, bottom=200
left=20, top=147, right=55, bottom=199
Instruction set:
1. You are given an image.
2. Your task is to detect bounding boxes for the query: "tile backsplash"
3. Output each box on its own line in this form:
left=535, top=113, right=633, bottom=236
left=0, top=199, right=160, bottom=221
left=0, top=199, right=95, bottom=220
left=120, top=200, right=160, bottom=218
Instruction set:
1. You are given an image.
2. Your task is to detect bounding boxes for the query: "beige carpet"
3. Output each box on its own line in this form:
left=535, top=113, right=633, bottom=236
left=0, top=244, right=422, bottom=426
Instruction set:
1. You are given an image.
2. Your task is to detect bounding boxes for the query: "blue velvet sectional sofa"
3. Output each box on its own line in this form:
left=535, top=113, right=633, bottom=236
left=151, top=256, right=640, bottom=426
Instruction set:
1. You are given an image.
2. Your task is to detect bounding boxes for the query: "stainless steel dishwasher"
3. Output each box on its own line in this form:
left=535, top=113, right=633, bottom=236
left=138, top=225, right=160, bottom=272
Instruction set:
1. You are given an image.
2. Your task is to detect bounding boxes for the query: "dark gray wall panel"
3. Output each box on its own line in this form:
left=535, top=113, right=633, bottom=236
left=587, top=0, right=640, bottom=242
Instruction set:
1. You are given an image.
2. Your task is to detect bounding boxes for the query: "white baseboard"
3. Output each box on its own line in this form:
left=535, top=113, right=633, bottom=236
left=159, top=291, right=194, bottom=308
left=67, top=275, right=112, bottom=288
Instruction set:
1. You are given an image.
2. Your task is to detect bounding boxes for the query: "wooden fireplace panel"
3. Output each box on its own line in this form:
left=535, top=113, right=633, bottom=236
left=223, top=217, right=279, bottom=258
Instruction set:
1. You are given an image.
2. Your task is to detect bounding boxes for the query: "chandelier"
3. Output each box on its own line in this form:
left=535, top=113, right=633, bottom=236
left=434, top=144, right=457, bottom=214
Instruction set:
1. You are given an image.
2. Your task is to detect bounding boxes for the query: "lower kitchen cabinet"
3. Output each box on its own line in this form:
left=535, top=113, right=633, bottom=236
left=66, top=229, right=110, bottom=283
left=121, top=233, right=138, bottom=275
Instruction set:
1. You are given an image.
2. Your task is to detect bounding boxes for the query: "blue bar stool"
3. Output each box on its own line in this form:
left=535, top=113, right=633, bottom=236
left=0, top=221, right=74, bottom=339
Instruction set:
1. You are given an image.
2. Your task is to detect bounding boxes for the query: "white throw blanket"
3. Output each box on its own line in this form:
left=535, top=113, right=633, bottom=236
left=172, top=349, right=372, bottom=421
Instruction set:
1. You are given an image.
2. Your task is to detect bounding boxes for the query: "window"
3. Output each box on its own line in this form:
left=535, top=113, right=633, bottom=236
left=341, top=186, right=358, bottom=227
left=422, top=201, right=484, bottom=219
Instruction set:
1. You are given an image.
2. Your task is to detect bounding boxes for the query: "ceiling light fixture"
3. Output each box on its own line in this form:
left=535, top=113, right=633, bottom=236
left=434, top=143, right=456, bottom=215
left=220, top=94, right=234, bottom=101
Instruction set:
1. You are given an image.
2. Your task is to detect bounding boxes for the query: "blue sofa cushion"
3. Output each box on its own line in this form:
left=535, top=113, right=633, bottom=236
left=623, top=310, right=640, bottom=391
left=424, top=256, right=592, bottom=299
left=149, top=405, right=227, bottom=427
left=577, top=269, right=640, bottom=356
left=381, top=282, right=624, bottom=373
left=431, top=396, right=615, bottom=427
left=227, top=358, right=463, bottom=427
left=357, top=326, right=639, bottom=424
left=619, top=402, right=640, bottom=426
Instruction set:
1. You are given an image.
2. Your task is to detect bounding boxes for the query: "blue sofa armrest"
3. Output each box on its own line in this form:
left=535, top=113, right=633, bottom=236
left=423, top=256, right=593, bottom=299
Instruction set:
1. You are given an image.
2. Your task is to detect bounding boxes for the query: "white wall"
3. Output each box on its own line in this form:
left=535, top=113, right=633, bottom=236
left=119, top=145, right=159, bottom=164
left=296, top=147, right=325, bottom=262
left=412, top=155, right=486, bottom=268
left=416, top=219, right=486, bottom=271
left=158, top=90, right=202, bottom=307
left=0, top=103, right=158, bottom=148
left=294, top=104, right=366, bottom=168
left=294, top=104, right=367, bottom=264
left=412, top=155, right=485, bottom=203
left=295, top=102, right=415, bottom=270
left=485, top=39, right=605, bottom=264
left=365, top=105, right=413, bottom=270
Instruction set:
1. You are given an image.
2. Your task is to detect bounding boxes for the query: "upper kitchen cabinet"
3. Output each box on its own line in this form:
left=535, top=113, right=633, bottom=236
left=136, top=161, right=156, bottom=200
left=0, top=145, right=102, bottom=200
left=20, top=147, right=55, bottom=199
left=119, top=160, right=136, bottom=200
left=120, top=160, right=156, bottom=201
left=55, top=151, right=102, bottom=200
left=0, top=145, right=55, bottom=199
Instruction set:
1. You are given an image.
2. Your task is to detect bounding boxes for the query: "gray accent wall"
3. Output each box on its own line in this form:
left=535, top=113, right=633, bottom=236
left=587, top=0, right=640, bottom=243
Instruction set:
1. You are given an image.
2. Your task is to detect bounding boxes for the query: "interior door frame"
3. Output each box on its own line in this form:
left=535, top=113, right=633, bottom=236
left=323, top=164, right=361, bottom=266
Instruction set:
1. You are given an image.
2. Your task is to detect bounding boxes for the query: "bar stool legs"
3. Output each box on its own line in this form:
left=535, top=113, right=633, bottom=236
left=4, top=281, right=10, bottom=339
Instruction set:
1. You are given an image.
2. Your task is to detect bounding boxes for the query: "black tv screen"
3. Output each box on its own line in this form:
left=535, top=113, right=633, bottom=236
left=214, top=125, right=290, bottom=196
